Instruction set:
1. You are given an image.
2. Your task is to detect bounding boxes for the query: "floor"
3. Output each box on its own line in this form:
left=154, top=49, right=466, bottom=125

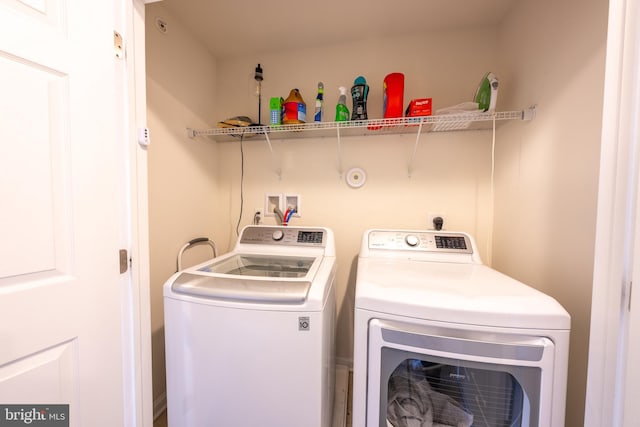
left=154, top=365, right=353, bottom=427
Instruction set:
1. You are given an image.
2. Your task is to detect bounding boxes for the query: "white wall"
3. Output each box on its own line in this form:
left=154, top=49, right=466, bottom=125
left=214, top=27, right=501, bottom=363
left=215, top=27, right=500, bottom=126
left=145, top=2, right=221, bottom=407
left=493, top=0, right=609, bottom=425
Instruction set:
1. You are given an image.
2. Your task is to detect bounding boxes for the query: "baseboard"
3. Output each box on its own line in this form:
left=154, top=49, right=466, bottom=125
left=153, top=392, right=167, bottom=420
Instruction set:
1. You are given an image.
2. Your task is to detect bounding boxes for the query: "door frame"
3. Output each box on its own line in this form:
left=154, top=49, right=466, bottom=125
left=119, top=1, right=154, bottom=426
left=585, top=0, right=640, bottom=425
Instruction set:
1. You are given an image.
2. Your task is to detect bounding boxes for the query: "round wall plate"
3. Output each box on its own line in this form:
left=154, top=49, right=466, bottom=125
left=346, top=167, right=367, bottom=188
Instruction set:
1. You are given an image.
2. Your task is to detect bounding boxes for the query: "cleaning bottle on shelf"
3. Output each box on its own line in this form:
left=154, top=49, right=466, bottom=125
left=314, top=82, right=324, bottom=122
left=350, top=76, right=369, bottom=120
left=383, top=72, right=405, bottom=118
left=270, top=97, right=283, bottom=126
left=335, top=86, right=350, bottom=122
left=283, top=88, right=306, bottom=124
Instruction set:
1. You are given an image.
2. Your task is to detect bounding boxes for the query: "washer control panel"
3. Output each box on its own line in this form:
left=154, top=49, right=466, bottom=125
left=240, top=226, right=326, bottom=246
left=368, top=230, right=473, bottom=254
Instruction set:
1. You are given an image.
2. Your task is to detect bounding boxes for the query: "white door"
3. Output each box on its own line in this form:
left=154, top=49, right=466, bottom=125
left=0, top=0, right=129, bottom=425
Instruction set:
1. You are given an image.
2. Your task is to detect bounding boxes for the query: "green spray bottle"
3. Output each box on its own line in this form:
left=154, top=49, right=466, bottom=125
left=335, top=86, right=349, bottom=122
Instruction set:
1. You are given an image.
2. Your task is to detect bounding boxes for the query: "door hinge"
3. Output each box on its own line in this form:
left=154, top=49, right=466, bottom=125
left=119, top=249, right=129, bottom=274
left=114, top=31, right=124, bottom=59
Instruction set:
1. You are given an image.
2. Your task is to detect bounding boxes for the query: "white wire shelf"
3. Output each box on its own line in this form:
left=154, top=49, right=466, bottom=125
left=186, top=109, right=533, bottom=141
left=186, top=108, right=535, bottom=179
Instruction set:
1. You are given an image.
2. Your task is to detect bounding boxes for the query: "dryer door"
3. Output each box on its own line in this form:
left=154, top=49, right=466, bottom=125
left=367, top=319, right=557, bottom=427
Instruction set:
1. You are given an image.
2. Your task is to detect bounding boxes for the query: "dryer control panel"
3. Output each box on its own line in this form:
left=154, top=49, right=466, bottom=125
left=367, top=230, right=474, bottom=254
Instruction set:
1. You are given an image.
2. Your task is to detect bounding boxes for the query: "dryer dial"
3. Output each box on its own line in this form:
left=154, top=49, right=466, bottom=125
left=405, top=235, right=419, bottom=247
left=272, top=230, right=285, bottom=241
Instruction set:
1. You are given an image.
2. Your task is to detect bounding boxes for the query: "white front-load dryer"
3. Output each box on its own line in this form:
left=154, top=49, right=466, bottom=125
left=353, top=229, right=570, bottom=427
left=164, top=226, right=336, bottom=427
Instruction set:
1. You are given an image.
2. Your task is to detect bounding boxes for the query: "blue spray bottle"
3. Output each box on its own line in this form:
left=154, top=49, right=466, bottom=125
left=314, top=82, right=324, bottom=122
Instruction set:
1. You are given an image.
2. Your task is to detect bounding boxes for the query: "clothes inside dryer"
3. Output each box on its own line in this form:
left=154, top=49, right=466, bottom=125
left=387, top=360, right=474, bottom=427
left=382, top=346, right=540, bottom=427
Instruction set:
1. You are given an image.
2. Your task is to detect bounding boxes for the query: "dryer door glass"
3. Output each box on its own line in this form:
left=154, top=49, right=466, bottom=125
left=383, top=355, right=536, bottom=427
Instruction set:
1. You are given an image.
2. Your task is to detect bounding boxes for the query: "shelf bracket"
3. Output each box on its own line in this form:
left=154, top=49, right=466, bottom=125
left=522, top=105, right=537, bottom=121
left=263, top=131, right=282, bottom=180
left=407, top=119, right=425, bottom=178
left=336, top=126, right=343, bottom=177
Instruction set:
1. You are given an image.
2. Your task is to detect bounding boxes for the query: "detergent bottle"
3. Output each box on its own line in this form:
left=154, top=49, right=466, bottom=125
left=314, top=82, right=324, bottom=122
left=335, top=86, right=350, bottom=122
left=350, top=76, right=369, bottom=120
left=283, top=88, right=306, bottom=124
left=383, top=73, right=405, bottom=118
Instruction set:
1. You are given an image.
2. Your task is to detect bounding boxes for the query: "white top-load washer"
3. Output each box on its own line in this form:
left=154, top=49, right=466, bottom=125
left=164, top=225, right=336, bottom=427
left=353, top=229, right=570, bottom=427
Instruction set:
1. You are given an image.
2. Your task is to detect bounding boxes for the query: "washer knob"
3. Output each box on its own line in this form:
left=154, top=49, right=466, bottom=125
left=272, top=230, right=284, bottom=241
left=405, top=235, right=419, bottom=247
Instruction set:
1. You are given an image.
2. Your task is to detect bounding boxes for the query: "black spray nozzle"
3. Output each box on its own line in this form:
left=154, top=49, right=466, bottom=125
left=254, top=63, right=263, bottom=81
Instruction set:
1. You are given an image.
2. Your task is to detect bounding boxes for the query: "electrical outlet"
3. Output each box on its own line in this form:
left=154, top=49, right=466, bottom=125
left=254, top=208, right=262, bottom=224
left=427, top=213, right=446, bottom=230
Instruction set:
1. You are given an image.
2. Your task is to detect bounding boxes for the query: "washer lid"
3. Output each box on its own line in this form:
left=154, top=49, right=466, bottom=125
left=171, top=253, right=321, bottom=304
left=171, top=272, right=312, bottom=304
left=355, top=258, right=570, bottom=330
left=198, top=254, right=315, bottom=278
